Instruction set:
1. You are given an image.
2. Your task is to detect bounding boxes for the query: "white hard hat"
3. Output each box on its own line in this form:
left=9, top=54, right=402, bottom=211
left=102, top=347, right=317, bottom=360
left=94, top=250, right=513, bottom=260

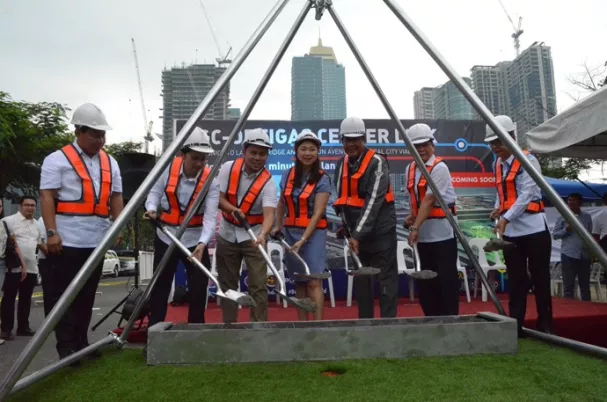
left=339, top=116, right=366, bottom=138
left=70, top=103, right=112, bottom=131
left=294, top=130, right=321, bottom=147
left=183, top=127, right=214, bottom=154
left=485, top=115, right=515, bottom=142
left=243, top=128, right=272, bottom=149
left=406, top=123, right=436, bottom=145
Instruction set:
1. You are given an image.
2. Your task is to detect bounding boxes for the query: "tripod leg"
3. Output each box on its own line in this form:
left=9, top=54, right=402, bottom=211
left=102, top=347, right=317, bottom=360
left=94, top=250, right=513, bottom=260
left=91, top=293, right=130, bottom=331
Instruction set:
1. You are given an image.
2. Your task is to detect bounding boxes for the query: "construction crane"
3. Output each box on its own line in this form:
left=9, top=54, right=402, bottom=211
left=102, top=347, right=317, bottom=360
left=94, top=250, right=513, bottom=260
left=197, top=0, right=232, bottom=66
left=497, top=0, right=524, bottom=57
left=131, top=38, right=154, bottom=153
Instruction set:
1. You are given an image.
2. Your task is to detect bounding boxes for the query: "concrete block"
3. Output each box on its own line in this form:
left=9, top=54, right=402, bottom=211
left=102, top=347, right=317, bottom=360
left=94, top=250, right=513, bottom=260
left=146, top=312, right=517, bottom=365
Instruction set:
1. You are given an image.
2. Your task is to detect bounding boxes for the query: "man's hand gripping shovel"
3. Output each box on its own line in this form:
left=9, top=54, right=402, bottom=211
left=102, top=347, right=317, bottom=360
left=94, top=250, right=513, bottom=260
left=147, top=216, right=256, bottom=307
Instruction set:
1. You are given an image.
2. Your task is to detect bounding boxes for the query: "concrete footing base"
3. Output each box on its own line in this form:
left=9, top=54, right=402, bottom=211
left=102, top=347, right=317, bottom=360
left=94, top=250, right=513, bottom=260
left=146, top=312, right=518, bottom=365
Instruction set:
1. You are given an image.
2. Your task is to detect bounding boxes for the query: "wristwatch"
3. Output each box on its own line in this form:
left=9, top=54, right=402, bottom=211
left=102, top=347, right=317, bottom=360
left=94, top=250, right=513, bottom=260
left=46, top=229, right=57, bottom=237
left=410, top=226, right=418, bottom=232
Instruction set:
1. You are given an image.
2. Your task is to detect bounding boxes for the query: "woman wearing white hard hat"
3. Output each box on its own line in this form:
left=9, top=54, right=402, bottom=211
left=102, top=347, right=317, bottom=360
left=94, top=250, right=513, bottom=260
left=144, top=127, right=219, bottom=333
left=40, top=103, right=124, bottom=362
left=273, top=130, right=331, bottom=321
left=484, top=115, right=553, bottom=337
left=404, top=123, right=460, bottom=317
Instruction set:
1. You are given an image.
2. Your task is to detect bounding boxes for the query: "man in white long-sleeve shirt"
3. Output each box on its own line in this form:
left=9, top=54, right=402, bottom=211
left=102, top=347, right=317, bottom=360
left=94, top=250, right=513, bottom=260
left=144, top=128, right=219, bottom=326
left=485, top=115, right=553, bottom=337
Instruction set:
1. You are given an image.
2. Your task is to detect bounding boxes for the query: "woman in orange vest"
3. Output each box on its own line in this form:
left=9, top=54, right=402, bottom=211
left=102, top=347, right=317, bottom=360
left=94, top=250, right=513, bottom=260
left=273, top=131, right=331, bottom=321
left=404, top=123, right=460, bottom=317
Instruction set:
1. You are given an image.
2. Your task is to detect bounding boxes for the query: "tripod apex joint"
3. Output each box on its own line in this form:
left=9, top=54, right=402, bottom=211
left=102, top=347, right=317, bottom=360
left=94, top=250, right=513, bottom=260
left=312, top=0, right=331, bottom=21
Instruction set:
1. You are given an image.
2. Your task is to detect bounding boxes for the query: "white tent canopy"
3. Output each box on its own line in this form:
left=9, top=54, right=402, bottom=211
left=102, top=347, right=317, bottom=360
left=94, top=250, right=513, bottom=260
left=525, top=85, right=607, bottom=158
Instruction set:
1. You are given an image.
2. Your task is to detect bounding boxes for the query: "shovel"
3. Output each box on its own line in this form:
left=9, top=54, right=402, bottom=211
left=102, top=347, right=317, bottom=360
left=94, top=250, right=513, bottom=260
left=232, top=213, right=317, bottom=313
left=147, top=216, right=256, bottom=307
left=483, top=218, right=516, bottom=252
left=269, top=232, right=332, bottom=280
left=408, top=244, right=438, bottom=280
left=339, top=212, right=381, bottom=276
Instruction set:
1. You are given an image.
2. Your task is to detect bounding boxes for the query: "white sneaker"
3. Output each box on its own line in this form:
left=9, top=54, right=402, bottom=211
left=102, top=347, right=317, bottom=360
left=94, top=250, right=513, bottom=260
left=0, top=339, right=4, bottom=345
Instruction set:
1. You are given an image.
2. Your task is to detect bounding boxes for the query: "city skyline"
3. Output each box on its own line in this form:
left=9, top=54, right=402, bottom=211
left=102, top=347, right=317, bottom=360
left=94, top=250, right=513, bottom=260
left=413, top=41, right=558, bottom=141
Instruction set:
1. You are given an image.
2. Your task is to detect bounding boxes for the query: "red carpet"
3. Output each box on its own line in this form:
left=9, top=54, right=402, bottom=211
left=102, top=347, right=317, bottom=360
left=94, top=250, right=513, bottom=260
left=113, top=295, right=607, bottom=347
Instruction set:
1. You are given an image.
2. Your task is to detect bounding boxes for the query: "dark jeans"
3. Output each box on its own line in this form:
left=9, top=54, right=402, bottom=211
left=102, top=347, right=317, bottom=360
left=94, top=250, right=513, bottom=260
left=47, top=247, right=103, bottom=357
left=353, top=229, right=399, bottom=319
left=0, top=272, right=38, bottom=333
left=560, top=254, right=591, bottom=301
left=148, top=235, right=209, bottom=328
left=416, top=237, right=460, bottom=317
left=503, top=229, right=553, bottom=333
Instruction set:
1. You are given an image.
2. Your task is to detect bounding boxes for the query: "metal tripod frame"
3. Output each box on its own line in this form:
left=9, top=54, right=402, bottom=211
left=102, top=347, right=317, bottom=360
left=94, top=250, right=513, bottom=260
left=4, top=0, right=607, bottom=399
left=0, top=0, right=293, bottom=398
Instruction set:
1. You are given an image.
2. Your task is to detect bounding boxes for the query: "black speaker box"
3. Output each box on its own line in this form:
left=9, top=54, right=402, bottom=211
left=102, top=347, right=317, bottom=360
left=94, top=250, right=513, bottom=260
left=116, top=152, right=157, bottom=203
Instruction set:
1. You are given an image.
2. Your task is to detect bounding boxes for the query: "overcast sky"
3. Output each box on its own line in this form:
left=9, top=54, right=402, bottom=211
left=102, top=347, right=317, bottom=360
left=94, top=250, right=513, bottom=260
left=1, top=0, right=605, bottom=156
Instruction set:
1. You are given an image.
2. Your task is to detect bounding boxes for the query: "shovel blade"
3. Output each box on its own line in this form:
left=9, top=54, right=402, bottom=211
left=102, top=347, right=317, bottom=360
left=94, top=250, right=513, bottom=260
left=221, top=290, right=256, bottom=307
left=408, top=270, right=438, bottom=280
left=285, top=296, right=317, bottom=312
left=347, top=266, right=381, bottom=276
left=295, top=272, right=332, bottom=280
left=483, top=238, right=516, bottom=252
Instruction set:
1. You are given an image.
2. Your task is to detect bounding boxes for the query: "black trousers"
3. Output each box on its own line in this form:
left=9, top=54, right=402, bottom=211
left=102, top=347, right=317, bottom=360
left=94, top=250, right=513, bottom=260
left=417, top=237, right=460, bottom=316
left=38, top=259, right=53, bottom=316
left=503, top=229, right=553, bottom=333
left=47, top=247, right=103, bottom=356
left=353, top=229, right=399, bottom=319
left=148, top=235, right=209, bottom=328
left=0, top=272, right=37, bottom=333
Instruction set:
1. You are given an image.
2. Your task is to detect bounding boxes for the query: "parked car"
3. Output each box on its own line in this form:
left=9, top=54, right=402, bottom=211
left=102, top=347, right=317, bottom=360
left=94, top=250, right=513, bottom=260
left=102, top=250, right=121, bottom=277
left=115, top=250, right=138, bottom=276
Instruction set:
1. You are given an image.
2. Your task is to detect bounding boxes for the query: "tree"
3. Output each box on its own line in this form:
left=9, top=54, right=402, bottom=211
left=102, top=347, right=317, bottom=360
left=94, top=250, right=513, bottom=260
left=566, top=60, right=607, bottom=101
left=0, top=92, right=74, bottom=198
left=104, top=141, right=143, bottom=158
left=537, top=156, right=599, bottom=180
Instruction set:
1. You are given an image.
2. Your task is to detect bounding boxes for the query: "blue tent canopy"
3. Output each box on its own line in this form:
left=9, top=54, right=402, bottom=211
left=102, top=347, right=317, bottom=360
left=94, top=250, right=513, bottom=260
left=544, top=177, right=607, bottom=201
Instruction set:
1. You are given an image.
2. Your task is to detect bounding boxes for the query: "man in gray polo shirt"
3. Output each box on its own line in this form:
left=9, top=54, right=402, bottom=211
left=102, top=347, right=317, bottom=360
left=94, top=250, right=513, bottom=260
left=553, top=193, right=593, bottom=301
left=216, top=129, right=278, bottom=323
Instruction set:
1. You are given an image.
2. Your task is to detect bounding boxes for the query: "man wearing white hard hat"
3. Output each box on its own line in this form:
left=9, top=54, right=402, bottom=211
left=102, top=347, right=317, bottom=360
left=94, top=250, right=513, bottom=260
left=404, top=123, right=460, bottom=316
left=215, top=128, right=278, bottom=323
left=40, top=103, right=124, bottom=364
left=333, top=117, right=399, bottom=319
left=485, top=115, right=553, bottom=336
left=144, top=127, right=219, bottom=328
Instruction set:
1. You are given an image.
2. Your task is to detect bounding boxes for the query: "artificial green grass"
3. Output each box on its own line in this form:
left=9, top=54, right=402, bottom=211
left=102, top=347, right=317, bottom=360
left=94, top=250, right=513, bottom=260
left=9, top=340, right=607, bottom=402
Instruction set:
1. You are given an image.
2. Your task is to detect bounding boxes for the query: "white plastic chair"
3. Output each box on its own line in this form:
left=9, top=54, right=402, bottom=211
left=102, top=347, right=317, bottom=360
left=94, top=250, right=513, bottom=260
left=552, top=262, right=604, bottom=301
left=396, top=241, right=416, bottom=301
left=457, top=256, right=471, bottom=303
left=469, top=238, right=507, bottom=302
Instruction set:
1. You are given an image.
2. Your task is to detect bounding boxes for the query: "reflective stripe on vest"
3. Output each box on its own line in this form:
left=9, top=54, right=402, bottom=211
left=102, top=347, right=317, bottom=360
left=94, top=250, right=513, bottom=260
left=282, top=167, right=328, bottom=229
left=333, top=149, right=395, bottom=208
left=56, top=144, right=112, bottom=218
left=222, top=158, right=272, bottom=227
left=495, top=150, right=545, bottom=214
left=406, top=157, right=456, bottom=219
left=159, top=157, right=211, bottom=227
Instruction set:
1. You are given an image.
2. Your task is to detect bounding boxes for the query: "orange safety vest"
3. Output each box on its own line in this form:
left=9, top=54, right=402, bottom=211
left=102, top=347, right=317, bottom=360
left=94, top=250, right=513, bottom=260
left=159, top=157, right=211, bottom=227
left=334, top=149, right=395, bottom=208
left=406, top=158, right=456, bottom=219
left=222, top=158, right=272, bottom=227
left=282, top=167, right=328, bottom=230
left=495, top=150, right=545, bottom=214
left=56, top=144, right=113, bottom=218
